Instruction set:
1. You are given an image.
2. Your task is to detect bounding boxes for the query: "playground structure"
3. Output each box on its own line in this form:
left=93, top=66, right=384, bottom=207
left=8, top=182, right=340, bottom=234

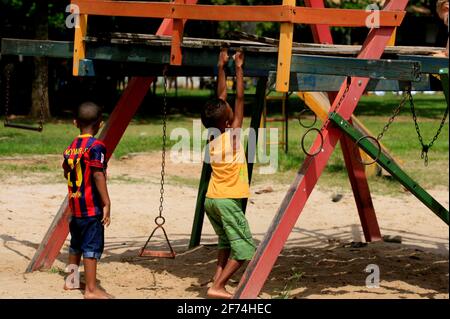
left=1, top=0, right=449, bottom=299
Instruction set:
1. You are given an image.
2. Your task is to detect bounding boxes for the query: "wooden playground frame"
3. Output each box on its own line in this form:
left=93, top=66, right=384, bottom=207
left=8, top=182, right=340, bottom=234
left=1, top=0, right=448, bottom=299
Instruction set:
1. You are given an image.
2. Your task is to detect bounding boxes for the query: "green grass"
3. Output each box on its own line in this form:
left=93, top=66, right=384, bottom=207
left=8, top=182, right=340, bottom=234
left=0, top=92, right=448, bottom=193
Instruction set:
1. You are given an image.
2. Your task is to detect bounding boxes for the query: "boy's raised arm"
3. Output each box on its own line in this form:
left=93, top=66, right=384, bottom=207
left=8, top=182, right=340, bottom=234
left=231, top=50, right=244, bottom=129
left=217, top=47, right=229, bottom=100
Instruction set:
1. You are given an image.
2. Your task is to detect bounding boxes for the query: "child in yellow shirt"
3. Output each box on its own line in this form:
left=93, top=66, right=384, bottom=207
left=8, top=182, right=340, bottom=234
left=201, top=48, right=256, bottom=299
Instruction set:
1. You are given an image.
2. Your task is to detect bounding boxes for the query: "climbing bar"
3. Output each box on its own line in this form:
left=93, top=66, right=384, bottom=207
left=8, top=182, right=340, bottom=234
left=70, top=1, right=405, bottom=26
left=328, top=112, right=449, bottom=225
left=0, top=39, right=422, bottom=81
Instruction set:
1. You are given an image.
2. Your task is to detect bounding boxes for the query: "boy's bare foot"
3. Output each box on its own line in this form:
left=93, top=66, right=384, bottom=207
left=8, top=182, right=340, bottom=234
left=63, top=282, right=86, bottom=291
left=84, top=288, right=114, bottom=299
left=207, top=287, right=232, bottom=299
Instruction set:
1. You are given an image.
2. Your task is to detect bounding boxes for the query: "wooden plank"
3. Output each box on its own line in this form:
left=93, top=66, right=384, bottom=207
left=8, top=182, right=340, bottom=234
left=5, top=38, right=419, bottom=80
left=188, top=158, right=212, bottom=249
left=227, top=31, right=444, bottom=56
left=399, top=55, right=449, bottom=74
left=71, top=1, right=405, bottom=26
left=291, top=7, right=404, bottom=27
left=73, top=14, right=88, bottom=76
left=3, top=37, right=445, bottom=58
left=279, top=73, right=432, bottom=92
left=80, top=43, right=421, bottom=81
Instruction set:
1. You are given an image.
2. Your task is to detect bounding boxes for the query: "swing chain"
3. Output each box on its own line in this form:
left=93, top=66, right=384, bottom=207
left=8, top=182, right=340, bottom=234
left=3, top=63, right=46, bottom=131
left=3, top=65, right=11, bottom=126
left=334, top=76, right=351, bottom=113
left=410, top=90, right=449, bottom=167
left=37, top=69, right=48, bottom=131
left=376, top=86, right=410, bottom=141
left=157, top=66, right=169, bottom=225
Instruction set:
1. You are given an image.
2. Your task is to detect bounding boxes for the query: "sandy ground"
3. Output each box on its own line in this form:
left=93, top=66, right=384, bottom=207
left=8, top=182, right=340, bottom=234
left=0, top=153, right=448, bottom=299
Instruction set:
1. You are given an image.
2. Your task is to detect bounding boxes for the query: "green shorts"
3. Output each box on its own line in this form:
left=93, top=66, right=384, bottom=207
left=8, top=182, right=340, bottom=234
left=204, top=198, right=256, bottom=261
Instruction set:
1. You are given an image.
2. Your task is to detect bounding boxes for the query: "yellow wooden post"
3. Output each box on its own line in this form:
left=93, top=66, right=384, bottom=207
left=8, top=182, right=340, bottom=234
left=387, top=27, right=397, bottom=46
left=73, top=14, right=88, bottom=76
left=276, top=0, right=295, bottom=92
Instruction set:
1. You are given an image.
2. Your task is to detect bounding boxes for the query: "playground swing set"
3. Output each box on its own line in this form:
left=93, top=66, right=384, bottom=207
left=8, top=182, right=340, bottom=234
left=1, top=0, right=449, bottom=299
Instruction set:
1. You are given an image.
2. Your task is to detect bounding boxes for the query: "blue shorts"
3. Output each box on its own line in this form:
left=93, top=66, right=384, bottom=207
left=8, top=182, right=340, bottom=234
left=69, top=215, right=104, bottom=260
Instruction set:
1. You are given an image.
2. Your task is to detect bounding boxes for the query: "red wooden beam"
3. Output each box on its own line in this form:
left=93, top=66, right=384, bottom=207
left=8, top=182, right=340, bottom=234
left=233, top=0, right=407, bottom=299
left=171, top=0, right=185, bottom=66
left=304, top=0, right=333, bottom=44
left=25, top=1, right=199, bottom=272
left=71, top=1, right=405, bottom=27
left=306, top=0, right=381, bottom=242
left=340, top=127, right=382, bottom=241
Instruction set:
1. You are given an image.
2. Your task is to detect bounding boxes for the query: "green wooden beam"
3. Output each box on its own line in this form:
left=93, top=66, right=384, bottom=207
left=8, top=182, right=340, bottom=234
left=1, top=38, right=421, bottom=81
left=329, top=112, right=449, bottom=225
left=188, top=155, right=212, bottom=249
left=274, top=72, right=434, bottom=92
left=399, top=55, right=449, bottom=74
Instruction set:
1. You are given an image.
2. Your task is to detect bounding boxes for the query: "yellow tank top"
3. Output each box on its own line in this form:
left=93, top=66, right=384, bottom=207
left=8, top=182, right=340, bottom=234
left=206, top=130, right=250, bottom=199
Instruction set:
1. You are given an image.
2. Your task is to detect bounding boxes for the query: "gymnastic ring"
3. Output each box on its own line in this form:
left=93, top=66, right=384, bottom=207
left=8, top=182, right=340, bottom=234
left=301, top=128, right=324, bottom=157
left=298, top=109, right=317, bottom=129
left=155, top=216, right=166, bottom=226
left=353, top=135, right=382, bottom=166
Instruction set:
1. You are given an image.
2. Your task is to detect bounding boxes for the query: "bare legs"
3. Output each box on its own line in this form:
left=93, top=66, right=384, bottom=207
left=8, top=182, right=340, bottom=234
left=212, top=249, right=230, bottom=282
left=208, top=249, right=245, bottom=299
left=64, top=254, right=85, bottom=290
left=64, top=255, right=112, bottom=299
left=83, top=258, right=112, bottom=299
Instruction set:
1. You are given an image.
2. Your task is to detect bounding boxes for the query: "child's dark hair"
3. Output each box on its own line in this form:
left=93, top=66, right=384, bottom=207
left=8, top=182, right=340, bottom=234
left=76, top=102, right=102, bottom=128
left=201, top=98, right=228, bottom=128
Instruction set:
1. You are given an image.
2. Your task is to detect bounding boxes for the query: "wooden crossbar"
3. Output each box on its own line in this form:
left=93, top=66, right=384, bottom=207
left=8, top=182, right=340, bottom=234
left=71, top=1, right=405, bottom=26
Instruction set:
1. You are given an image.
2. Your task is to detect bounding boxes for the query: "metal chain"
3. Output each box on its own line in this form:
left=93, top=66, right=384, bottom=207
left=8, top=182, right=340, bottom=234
left=334, top=77, right=351, bottom=114
left=38, top=69, right=48, bottom=131
left=3, top=65, right=11, bottom=126
left=158, top=67, right=169, bottom=221
left=376, top=87, right=410, bottom=141
left=3, top=63, right=46, bottom=131
left=409, top=90, right=449, bottom=166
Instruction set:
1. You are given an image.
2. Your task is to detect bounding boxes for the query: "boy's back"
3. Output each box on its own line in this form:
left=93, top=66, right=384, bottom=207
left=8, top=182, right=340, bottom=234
left=206, top=130, right=250, bottom=199
left=63, top=134, right=107, bottom=218
left=63, top=102, right=112, bottom=299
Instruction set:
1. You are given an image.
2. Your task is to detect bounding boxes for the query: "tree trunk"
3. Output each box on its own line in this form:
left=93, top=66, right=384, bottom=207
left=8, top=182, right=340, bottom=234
left=30, top=1, right=50, bottom=119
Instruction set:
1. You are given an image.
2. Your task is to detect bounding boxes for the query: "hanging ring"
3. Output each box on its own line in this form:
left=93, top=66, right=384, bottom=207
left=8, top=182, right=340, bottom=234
left=298, top=109, right=317, bottom=128
left=301, top=128, right=323, bottom=157
left=353, top=135, right=382, bottom=166
left=155, top=216, right=166, bottom=226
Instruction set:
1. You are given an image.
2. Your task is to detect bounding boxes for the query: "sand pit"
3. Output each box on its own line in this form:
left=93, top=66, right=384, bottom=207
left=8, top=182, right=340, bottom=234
left=0, top=153, right=448, bottom=299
